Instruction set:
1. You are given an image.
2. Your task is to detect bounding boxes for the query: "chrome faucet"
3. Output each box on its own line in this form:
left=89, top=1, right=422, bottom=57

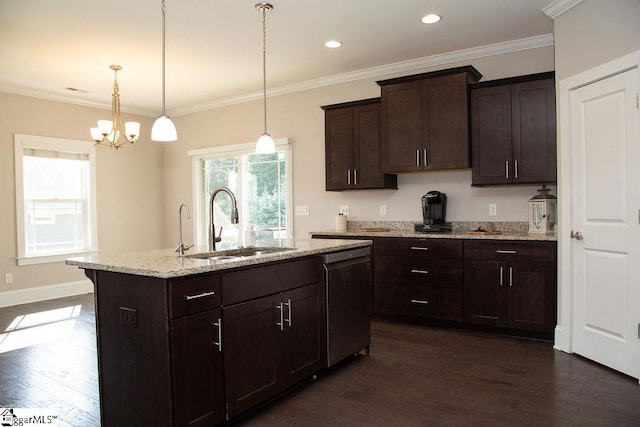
left=209, top=187, right=239, bottom=251
left=175, top=203, right=193, bottom=256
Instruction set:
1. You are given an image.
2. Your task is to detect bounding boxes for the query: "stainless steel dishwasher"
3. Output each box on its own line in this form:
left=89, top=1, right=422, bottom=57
left=321, top=246, right=372, bottom=367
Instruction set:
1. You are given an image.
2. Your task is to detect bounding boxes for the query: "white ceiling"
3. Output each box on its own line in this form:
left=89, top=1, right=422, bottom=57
left=0, top=0, right=554, bottom=117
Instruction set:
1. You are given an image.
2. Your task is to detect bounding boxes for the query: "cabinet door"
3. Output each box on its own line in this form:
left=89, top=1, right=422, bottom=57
left=381, top=81, right=423, bottom=172
left=470, top=84, right=512, bottom=185
left=353, top=103, right=386, bottom=188
left=170, top=309, right=224, bottom=427
left=223, top=295, right=281, bottom=419
left=511, top=78, right=556, bottom=183
left=281, top=282, right=325, bottom=386
left=422, top=73, right=471, bottom=169
left=463, top=260, right=506, bottom=327
left=507, top=261, right=556, bottom=332
left=325, top=107, right=354, bottom=190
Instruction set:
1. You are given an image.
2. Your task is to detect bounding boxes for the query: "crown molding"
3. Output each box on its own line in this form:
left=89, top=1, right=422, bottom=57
left=543, top=0, right=584, bottom=19
left=1, top=33, right=554, bottom=118
left=0, top=82, right=154, bottom=117
left=172, top=34, right=554, bottom=116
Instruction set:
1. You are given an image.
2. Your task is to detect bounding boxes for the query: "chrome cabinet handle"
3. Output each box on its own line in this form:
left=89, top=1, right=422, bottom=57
left=514, top=160, right=519, bottom=179
left=506, top=161, right=509, bottom=179
left=275, top=303, right=284, bottom=331
left=354, top=169, right=358, bottom=186
left=185, top=291, right=215, bottom=300
left=410, top=299, right=429, bottom=305
left=347, top=169, right=351, bottom=185
left=423, top=149, right=428, bottom=166
left=410, top=269, right=429, bottom=274
left=416, top=149, right=420, bottom=166
left=410, top=246, right=429, bottom=251
left=570, top=231, right=584, bottom=240
left=213, top=318, right=222, bottom=352
left=509, top=267, right=513, bottom=287
left=499, top=266, right=504, bottom=287
left=284, top=299, right=292, bottom=327
left=496, top=250, right=517, bottom=254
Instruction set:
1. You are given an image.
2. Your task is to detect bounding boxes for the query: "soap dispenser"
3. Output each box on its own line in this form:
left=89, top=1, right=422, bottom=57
left=245, top=221, right=256, bottom=246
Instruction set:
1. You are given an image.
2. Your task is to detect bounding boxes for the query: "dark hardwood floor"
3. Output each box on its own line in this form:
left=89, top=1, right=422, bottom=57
left=1, top=294, right=638, bottom=426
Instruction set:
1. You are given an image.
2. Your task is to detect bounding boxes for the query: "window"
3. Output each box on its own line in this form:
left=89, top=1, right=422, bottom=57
left=189, top=139, right=292, bottom=248
left=14, top=134, right=97, bottom=265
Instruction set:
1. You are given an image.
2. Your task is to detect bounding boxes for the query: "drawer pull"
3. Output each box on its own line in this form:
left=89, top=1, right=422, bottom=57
left=499, top=266, right=504, bottom=287
left=410, top=246, right=429, bottom=251
left=410, top=269, right=429, bottom=275
left=275, top=303, right=284, bottom=331
left=184, top=291, right=216, bottom=300
left=213, top=319, right=222, bottom=352
left=284, top=299, right=292, bottom=327
left=410, top=299, right=429, bottom=305
left=496, top=250, right=517, bottom=254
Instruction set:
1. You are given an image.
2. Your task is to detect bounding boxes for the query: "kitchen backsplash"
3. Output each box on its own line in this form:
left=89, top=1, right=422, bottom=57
left=348, top=220, right=529, bottom=234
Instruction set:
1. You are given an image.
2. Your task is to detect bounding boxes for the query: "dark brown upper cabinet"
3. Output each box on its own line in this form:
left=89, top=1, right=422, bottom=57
left=322, top=98, right=397, bottom=191
left=470, top=72, right=557, bottom=186
left=377, top=66, right=482, bottom=173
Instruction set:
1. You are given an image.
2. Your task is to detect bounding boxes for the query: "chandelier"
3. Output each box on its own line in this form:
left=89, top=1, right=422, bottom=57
left=90, top=65, right=141, bottom=149
left=255, top=2, right=275, bottom=154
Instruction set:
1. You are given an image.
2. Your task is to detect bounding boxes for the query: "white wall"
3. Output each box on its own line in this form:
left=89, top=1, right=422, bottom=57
left=164, top=46, right=555, bottom=244
left=0, top=93, right=164, bottom=302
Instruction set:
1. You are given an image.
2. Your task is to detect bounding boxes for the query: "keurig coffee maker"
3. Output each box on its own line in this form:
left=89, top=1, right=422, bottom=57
left=414, top=191, right=452, bottom=232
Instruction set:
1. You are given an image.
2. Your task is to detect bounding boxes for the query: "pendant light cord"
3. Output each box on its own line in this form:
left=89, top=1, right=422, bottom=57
left=261, top=5, right=268, bottom=134
left=161, top=0, right=167, bottom=116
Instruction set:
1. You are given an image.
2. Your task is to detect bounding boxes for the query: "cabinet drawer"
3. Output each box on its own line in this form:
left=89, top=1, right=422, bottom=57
left=168, top=275, right=221, bottom=318
left=375, top=237, right=463, bottom=258
left=464, top=240, right=556, bottom=263
left=374, top=255, right=463, bottom=288
left=222, top=257, right=323, bottom=305
left=373, top=282, right=463, bottom=322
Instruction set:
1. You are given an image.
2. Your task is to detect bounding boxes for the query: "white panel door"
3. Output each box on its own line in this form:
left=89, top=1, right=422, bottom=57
left=569, top=66, right=640, bottom=380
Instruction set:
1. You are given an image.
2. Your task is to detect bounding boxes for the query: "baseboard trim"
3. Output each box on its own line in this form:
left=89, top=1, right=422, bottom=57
left=0, top=280, right=94, bottom=308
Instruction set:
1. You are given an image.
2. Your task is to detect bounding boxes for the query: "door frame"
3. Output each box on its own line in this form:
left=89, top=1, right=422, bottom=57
left=556, top=49, right=640, bottom=353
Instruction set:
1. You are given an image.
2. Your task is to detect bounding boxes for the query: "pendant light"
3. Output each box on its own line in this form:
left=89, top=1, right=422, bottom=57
left=151, top=0, right=178, bottom=142
left=255, top=2, right=276, bottom=154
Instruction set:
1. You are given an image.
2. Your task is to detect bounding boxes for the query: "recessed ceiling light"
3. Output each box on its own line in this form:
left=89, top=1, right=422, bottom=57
left=421, top=13, right=441, bottom=24
left=324, top=40, right=342, bottom=48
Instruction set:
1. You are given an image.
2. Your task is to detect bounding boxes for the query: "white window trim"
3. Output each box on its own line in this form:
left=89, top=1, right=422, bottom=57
left=14, top=134, right=98, bottom=265
left=188, top=138, right=293, bottom=247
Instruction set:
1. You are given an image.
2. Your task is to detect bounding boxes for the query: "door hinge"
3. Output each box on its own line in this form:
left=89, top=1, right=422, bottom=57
left=638, top=323, right=640, bottom=339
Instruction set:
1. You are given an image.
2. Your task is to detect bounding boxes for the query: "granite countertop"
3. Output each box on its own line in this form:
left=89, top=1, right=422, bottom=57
left=65, top=238, right=372, bottom=279
left=311, top=221, right=557, bottom=242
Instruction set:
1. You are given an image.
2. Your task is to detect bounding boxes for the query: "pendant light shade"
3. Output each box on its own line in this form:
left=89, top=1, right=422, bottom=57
left=152, top=0, right=177, bottom=142
left=256, top=133, right=275, bottom=154
left=151, top=115, right=178, bottom=141
left=255, top=2, right=275, bottom=154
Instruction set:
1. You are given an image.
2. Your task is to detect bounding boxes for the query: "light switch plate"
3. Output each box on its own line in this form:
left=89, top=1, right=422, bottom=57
left=295, top=205, right=310, bottom=216
left=339, top=205, right=350, bottom=215
left=379, top=205, right=387, bottom=216
left=489, top=204, right=497, bottom=216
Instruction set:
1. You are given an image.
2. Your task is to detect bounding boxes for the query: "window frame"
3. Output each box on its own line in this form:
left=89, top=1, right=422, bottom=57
left=188, top=138, right=293, bottom=247
left=14, top=134, right=98, bottom=265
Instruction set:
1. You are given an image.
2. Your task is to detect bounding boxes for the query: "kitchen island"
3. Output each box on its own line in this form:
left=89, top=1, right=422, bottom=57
left=66, top=238, right=372, bottom=427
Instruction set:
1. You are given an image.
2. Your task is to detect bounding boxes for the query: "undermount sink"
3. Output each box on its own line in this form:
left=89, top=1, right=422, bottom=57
left=186, top=246, right=294, bottom=261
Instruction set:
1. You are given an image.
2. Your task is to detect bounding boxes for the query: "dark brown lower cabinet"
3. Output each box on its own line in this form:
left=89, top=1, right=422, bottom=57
left=464, top=259, right=556, bottom=333
left=170, top=309, right=224, bottom=427
left=223, top=282, right=325, bottom=419
left=373, top=282, right=463, bottom=321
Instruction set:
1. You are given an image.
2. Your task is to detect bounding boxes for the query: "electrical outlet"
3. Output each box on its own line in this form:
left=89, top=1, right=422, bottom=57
left=339, top=205, right=350, bottom=215
left=295, top=205, right=310, bottom=216
left=4, top=273, right=13, bottom=285
left=379, top=205, right=387, bottom=216
left=489, top=204, right=497, bottom=216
